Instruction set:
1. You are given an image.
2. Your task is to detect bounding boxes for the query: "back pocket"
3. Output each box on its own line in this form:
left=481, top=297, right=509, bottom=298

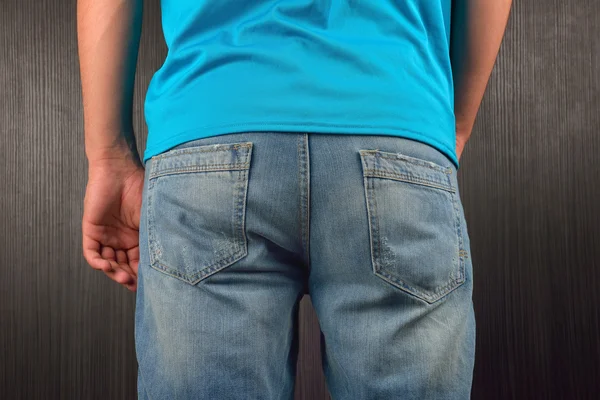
left=359, top=149, right=467, bottom=304
left=146, top=142, right=253, bottom=285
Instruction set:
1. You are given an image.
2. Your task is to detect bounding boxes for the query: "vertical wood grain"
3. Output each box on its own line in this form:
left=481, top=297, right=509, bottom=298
left=459, top=1, right=600, bottom=399
left=0, top=0, right=598, bottom=399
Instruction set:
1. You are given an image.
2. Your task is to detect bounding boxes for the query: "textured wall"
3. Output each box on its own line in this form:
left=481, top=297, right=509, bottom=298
left=0, top=0, right=598, bottom=399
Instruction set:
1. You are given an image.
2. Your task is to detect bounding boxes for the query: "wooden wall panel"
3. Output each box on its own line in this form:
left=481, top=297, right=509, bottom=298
left=460, top=1, right=600, bottom=398
left=0, top=0, right=598, bottom=398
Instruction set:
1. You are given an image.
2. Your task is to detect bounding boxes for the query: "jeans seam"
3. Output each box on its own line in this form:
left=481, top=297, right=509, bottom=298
left=145, top=158, right=251, bottom=285
left=363, top=170, right=465, bottom=303
left=149, top=163, right=250, bottom=180
left=151, top=142, right=252, bottom=160
left=360, top=149, right=452, bottom=173
left=363, top=169, right=455, bottom=193
left=304, top=134, right=311, bottom=271
left=297, top=134, right=310, bottom=270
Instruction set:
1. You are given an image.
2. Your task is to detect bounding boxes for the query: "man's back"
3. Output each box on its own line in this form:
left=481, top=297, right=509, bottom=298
left=143, top=0, right=458, bottom=168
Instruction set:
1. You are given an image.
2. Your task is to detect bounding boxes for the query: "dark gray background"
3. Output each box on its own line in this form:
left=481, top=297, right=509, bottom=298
left=1, top=0, right=599, bottom=399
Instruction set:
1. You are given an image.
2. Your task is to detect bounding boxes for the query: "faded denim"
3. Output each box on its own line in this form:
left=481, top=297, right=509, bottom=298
left=135, top=132, right=476, bottom=399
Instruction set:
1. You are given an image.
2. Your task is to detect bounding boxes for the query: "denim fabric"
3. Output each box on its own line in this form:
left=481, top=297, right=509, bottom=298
left=135, top=132, right=475, bottom=399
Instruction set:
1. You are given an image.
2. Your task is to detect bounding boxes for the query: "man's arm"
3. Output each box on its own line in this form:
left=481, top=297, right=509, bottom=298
left=77, top=0, right=143, bottom=167
left=77, top=0, right=145, bottom=291
left=450, top=0, right=513, bottom=161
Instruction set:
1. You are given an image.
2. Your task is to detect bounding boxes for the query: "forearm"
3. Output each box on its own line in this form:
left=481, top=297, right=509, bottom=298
left=450, top=0, right=512, bottom=141
left=77, top=0, right=143, bottom=166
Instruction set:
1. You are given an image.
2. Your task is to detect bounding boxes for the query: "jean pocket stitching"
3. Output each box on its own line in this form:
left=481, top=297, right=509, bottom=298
left=151, top=142, right=253, bottom=162
left=360, top=149, right=465, bottom=304
left=359, top=149, right=453, bottom=174
left=146, top=142, right=252, bottom=285
left=362, top=169, right=455, bottom=193
left=147, top=173, right=249, bottom=284
left=149, top=163, right=251, bottom=180
left=359, top=149, right=455, bottom=193
left=149, top=246, right=247, bottom=285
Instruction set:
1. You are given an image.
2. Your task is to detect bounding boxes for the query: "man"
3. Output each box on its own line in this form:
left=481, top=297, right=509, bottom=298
left=78, top=1, right=511, bottom=398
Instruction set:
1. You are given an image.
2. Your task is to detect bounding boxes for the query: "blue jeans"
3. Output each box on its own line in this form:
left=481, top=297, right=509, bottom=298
left=135, top=132, right=475, bottom=399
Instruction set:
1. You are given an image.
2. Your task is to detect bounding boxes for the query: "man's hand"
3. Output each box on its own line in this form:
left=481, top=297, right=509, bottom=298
left=78, top=0, right=145, bottom=291
left=82, top=157, right=144, bottom=292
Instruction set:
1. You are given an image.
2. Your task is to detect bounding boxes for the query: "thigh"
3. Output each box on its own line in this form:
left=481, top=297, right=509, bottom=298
left=135, top=133, right=308, bottom=400
left=308, top=134, right=476, bottom=400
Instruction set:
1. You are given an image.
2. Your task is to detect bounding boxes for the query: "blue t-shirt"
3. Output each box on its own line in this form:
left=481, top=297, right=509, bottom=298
left=143, top=0, right=458, bottom=168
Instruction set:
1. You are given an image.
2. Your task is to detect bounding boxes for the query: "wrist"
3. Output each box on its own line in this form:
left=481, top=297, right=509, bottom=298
left=85, top=127, right=140, bottom=163
left=86, top=140, right=141, bottom=167
left=87, top=148, right=143, bottom=178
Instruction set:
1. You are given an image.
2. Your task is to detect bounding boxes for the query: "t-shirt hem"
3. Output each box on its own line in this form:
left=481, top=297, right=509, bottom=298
left=142, top=122, right=459, bottom=170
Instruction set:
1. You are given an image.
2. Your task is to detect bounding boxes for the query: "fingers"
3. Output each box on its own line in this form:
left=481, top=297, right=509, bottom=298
left=126, top=247, right=139, bottom=277
left=115, top=249, right=128, bottom=264
left=103, top=262, right=132, bottom=284
left=114, top=248, right=137, bottom=282
left=84, top=237, right=138, bottom=292
left=83, top=235, right=112, bottom=273
left=114, top=249, right=138, bottom=291
left=129, top=259, right=139, bottom=279
left=101, top=246, right=137, bottom=289
left=104, top=266, right=137, bottom=292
